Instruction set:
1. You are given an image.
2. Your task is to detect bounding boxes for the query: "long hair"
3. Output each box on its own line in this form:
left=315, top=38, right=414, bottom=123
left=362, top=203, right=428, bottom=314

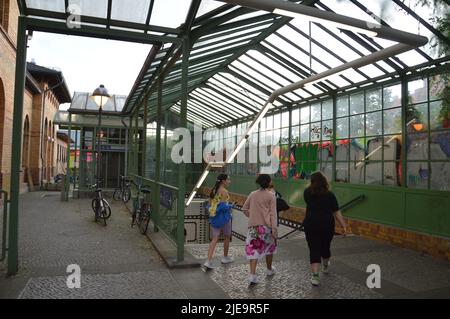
left=210, top=174, right=228, bottom=199
left=308, top=171, right=329, bottom=195
left=256, top=174, right=271, bottom=189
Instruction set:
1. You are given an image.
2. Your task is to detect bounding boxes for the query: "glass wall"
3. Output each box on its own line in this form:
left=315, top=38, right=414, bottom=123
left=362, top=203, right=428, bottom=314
left=208, top=71, right=449, bottom=191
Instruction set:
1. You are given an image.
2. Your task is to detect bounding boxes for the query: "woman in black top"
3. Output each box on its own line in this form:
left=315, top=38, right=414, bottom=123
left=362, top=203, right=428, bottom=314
left=303, top=172, right=347, bottom=286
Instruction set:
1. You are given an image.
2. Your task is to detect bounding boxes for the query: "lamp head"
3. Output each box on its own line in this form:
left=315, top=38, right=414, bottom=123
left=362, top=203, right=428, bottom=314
left=92, top=84, right=110, bottom=108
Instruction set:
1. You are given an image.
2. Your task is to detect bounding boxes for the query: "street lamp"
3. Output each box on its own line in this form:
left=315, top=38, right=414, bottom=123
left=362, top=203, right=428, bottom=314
left=91, top=84, right=110, bottom=186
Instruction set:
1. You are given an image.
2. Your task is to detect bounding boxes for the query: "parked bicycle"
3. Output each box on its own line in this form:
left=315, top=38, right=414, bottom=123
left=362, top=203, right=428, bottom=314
left=113, top=175, right=131, bottom=203
left=90, top=178, right=111, bottom=226
left=131, top=181, right=152, bottom=235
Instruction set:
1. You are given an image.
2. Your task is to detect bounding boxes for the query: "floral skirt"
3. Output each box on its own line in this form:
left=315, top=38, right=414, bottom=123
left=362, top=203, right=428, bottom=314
left=245, top=225, right=277, bottom=260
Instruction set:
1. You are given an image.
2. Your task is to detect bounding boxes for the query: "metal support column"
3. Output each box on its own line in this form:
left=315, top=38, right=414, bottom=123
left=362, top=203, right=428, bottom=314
left=154, top=78, right=163, bottom=232
left=401, top=77, right=408, bottom=187
left=8, top=16, right=27, bottom=275
left=73, top=128, right=78, bottom=190
left=142, top=99, right=148, bottom=176
left=332, top=94, right=337, bottom=183
left=65, top=112, right=72, bottom=201
left=177, top=36, right=190, bottom=262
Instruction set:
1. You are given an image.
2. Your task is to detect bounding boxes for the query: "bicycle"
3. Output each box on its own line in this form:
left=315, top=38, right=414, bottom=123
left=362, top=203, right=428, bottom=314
left=113, top=175, right=131, bottom=203
left=90, top=179, right=112, bottom=226
left=131, top=181, right=152, bottom=235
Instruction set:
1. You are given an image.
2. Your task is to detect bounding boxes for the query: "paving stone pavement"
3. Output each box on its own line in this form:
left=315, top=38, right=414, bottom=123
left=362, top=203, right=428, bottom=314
left=1, top=191, right=449, bottom=299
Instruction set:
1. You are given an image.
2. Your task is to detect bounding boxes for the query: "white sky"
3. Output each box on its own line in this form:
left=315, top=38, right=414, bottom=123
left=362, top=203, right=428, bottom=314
left=26, top=32, right=152, bottom=110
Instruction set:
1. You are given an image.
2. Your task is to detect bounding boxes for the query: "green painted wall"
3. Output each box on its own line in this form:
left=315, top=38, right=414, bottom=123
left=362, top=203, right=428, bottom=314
left=206, top=173, right=450, bottom=239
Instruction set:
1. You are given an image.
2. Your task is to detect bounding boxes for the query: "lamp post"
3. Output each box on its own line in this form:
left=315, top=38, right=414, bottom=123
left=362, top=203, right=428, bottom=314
left=91, top=85, right=110, bottom=186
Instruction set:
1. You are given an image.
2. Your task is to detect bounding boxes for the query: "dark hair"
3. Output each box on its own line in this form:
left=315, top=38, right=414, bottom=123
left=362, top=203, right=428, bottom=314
left=308, top=171, right=329, bottom=195
left=256, top=174, right=271, bottom=189
left=210, top=174, right=228, bottom=199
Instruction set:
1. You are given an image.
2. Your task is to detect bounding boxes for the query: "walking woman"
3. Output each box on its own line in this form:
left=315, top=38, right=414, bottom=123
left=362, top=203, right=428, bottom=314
left=303, top=171, right=347, bottom=286
left=242, top=174, right=278, bottom=284
left=203, top=174, right=234, bottom=270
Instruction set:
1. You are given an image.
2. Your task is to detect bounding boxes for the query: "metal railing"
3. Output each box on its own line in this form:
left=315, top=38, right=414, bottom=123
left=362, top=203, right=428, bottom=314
left=130, top=174, right=181, bottom=246
left=1, top=190, right=9, bottom=262
left=232, top=194, right=366, bottom=240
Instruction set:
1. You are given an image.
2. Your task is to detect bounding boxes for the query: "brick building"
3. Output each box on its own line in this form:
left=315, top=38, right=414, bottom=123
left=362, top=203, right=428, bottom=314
left=0, top=0, right=71, bottom=193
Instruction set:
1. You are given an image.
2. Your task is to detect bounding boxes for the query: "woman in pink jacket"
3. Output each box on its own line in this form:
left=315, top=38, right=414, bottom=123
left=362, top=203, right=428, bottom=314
left=242, top=174, right=278, bottom=285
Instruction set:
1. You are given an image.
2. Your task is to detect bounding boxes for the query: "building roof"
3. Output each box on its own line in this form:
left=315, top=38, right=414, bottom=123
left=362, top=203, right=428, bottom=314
left=27, top=62, right=72, bottom=104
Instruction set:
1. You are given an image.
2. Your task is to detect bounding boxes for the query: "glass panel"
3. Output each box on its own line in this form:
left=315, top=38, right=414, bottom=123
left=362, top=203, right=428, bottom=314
left=337, top=96, right=349, bottom=117
left=311, top=103, right=321, bottom=122
left=282, top=111, right=290, bottom=128
left=430, top=100, right=449, bottom=130
left=266, top=115, right=273, bottom=130
left=429, top=74, right=446, bottom=100
left=310, top=122, right=321, bottom=142
left=350, top=93, right=364, bottom=115
left=274, top=113, right=281, bottom=129
left=383, top=84, right=402, bottom=109
left=300, top=124, right=310, bottom=142
left=384, top=161, right=398, bottom=186
left=366, top=89, right=382, bottom=112
left=350, top=115, right=365, bottom=137
left=281, top=128, right=290, bottom=144
left=69, top=0, right=108, bottom=18
left=151, top=0, right=190, bottom=28
left=336, top=118, right=349, bottom=139
left=407, top=162, right=429, bottom=189
left=322, top=120, right=333, bottom=141
left=365, top=161, right=382, bottom=185
left=366, top=111, right=382, bottom=136
left=27, top=0, right=66, bottom=12
left=407, top=132, right=428, bottom=161
left=406, top=103, right=428, bottom=132
left=431, top=162, right=450, bottom=191
left=430, top=131, right=450, bottom=161
left=408, top=78, right=428, bottom=104
left=292, top=108, right=300, bottom=126
left=322, top=99, right=333, bottom=120
left=292, top=126, right=299, bottom=144
left=196, top=0, right=226, bottom=18
left=300, top=106, right=310, bottom=124
left=384, top=108, right=402, bottom=134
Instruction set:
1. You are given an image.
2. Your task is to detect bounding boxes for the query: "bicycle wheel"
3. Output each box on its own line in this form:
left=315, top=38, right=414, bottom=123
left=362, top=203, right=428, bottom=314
left=100, top=206, right=107, bottom=226
left=139, top=208, right=150, bottom=234
left=102, top=199, right=112, bottom=219
left=131, top=207, right=139, bottom=227
left=92, top=198, right=97, bottom=214
left=113, top=188, right=122, bottom=201
left=123, top=188, right=131, bottom=203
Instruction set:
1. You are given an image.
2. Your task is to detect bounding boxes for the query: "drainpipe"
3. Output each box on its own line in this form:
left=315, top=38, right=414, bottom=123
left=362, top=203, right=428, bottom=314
left=39, top=73, right=65, bottom=188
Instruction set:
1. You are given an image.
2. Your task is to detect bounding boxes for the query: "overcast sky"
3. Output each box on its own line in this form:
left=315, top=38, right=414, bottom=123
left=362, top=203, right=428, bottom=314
left=26, top=32, right=152, bottom=110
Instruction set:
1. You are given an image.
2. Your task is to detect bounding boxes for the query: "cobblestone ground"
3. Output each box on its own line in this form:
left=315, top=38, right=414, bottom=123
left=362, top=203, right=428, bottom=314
left=1, top=192, right=449, bottom=299
left=0, top=192, right=184, bottom=299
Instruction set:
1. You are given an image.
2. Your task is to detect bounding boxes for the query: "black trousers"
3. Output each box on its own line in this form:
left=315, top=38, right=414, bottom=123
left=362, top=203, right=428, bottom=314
left=304, top=228, right=334, bottom=264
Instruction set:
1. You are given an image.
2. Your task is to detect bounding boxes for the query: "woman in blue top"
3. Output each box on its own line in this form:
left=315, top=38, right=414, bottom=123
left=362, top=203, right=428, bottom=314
left=203, top=174, right=234, bottom=270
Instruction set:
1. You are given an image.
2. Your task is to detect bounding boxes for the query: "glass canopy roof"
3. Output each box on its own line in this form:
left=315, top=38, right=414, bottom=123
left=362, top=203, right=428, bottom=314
left=19, top=0, right=449, bottom=128
left=68, top=92, right=127, bottom=114
left=121, top=0, right=448, bottom=128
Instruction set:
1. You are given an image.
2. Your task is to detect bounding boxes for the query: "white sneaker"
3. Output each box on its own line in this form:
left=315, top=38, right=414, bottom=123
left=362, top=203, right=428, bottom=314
left=221, top=256, right=234, bottom=264
left=203, top=260, right=216, bottom=269
left=266, top=266, right=276, bottom=276
left=322, top=260, right=330, bottom=274
left=248, top=274, right=258, bottom=285
left=310, top=273, right=320, bottom=286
